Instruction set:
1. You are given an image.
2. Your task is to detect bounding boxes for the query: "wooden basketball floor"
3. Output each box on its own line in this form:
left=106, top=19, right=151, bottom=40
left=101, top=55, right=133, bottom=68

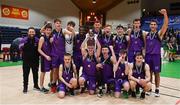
left=0, top=65, right=180, bottom=105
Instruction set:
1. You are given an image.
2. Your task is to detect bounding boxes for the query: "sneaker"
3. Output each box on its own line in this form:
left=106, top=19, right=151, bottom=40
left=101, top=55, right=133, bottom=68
left=136, top=87, right=140, bottom=94
left=131, top=91, right=136, bottom=98
left=123, top=91, right=129, bottom=98
left=155, top=89, right=160, bottom=97
left=80, top=87, right=86, bottom=93
left=48, top=82, right=52, bottom=87
left=40, top=87, right=49, bottom=94
left=51, top=83, right=57, bottom=93
left=140, top=91, right=145, bottom=99
left=69, top=89, right=75, bottom=96
left=97, top=89, right=103, bottom=98
left=146, top=89, right=152, bottom=96
left=23, top=88, right=27, bottom=94
left=33, top=86, right=40, bottom=91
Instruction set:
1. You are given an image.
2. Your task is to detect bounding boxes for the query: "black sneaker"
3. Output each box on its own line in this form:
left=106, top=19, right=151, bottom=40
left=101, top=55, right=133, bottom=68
left=23, top=88, right=27, bottom=94
left=97, top=89, right=103, bottom=98
left=131, top=91, right=136, bottom=98
left=69, top=89, right=75, bottom=96
left=155, top=89, right=160, bottom=97
left=136, top=86, right=140, bottom=94
left=80, top=87, right=86, bottom=93
left=33, top=86, right=40, bottom=91
left=48, top=82, right=52, bottom=87
left=140, top=91, right=145, bottom=99
left=40, top=87, right=49, bottom=94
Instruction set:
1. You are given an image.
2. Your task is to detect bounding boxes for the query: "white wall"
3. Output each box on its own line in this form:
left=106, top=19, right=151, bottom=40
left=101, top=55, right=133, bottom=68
left=106, top=0, right=141, bottom=30
left=0, top=0, right=79, bottom=30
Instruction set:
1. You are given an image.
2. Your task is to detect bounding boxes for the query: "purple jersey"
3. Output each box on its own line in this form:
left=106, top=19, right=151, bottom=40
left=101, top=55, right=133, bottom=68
left=115, top=62, right=128, bottom=80
left=62, top=63, right=74, bottom=82
left=51, top=29, right=65, bottom=56
left=82, top=55, right=97, bottom=77
left=41, top=36, right=51, bottom=56
left=40, top=36, right=52, bottom=72
left=132, top=62, right=145, bottom=79
left=146, top=32, right=161, bottom=54
left=73, top=34, right=84, bottom=56
left=128, top=30, right=144, bottom=52
left=98, top=34, right=113, bottom=46
left=101, top=56, right=114, bottom=83
left=114, top=36, right=128, bottom=55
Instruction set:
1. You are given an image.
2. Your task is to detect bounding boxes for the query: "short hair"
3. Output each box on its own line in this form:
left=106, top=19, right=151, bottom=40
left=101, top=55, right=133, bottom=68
left=150, top=19, right=158, bottom=24
left=28, top=27, right=35, bottom=32
left=119, top=49, right=127, bottom=54
left=104, top=24, right=112, bottom=28
left=54, top=18, right=61, bottom=23
left=116, top=25, right=124, bottom=29
left=101, top=45, right=109, bottom=49
left=67, top=21, right=76, bottom=27
left=135, top=52, right=144, bottom=58
left=94, top=20, right=101, bottom=24
left=87, top=39, right=95, bottom=46
left=44, top=23, right=52, bottom=29
left=133, top=18, right=141, bottom=23
left=64, top=53, right=72, bottom=57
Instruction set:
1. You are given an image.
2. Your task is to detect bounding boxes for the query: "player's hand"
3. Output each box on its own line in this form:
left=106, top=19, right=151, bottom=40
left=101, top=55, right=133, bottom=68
left=67, top=83, right=73, bottom=88
left=118, top=56, right=123, bottom=62
left=159, top=9, right=167, bottom=15
left=69, top=26, right=74, bottom=32
left=46, top=56, right=51, bottom=61
left=139, top=79, right=147, bottom=87
left=96, top=63, right=103, bottom=69
left=109, top=45, right=113, bottom=50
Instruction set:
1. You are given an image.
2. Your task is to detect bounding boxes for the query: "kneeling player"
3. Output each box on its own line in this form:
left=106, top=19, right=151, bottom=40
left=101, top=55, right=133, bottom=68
left=57, top=53, right=77, bottom=98
left=79, top=39, right=101, bottom=95
left=129, top=52, right=151, bottom=99
left=114, top=50, right=130, bottom=98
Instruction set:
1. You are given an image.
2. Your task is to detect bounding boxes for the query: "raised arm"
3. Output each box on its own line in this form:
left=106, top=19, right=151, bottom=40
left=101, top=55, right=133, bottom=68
left=159, top=9, right=169, bottom=40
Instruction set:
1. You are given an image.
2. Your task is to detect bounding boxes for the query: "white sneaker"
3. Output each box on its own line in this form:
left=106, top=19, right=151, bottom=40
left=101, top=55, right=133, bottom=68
left=155, top=89, right=160, bottom=97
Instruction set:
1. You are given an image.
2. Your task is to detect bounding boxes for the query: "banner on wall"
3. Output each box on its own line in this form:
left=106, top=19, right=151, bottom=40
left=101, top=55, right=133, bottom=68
left=1, top=5, right=29, bottom=20
left=141, top=16, right=180, bottom=31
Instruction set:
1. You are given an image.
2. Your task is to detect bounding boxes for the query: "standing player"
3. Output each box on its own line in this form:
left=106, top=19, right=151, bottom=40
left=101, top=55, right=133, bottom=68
left=19, top=27, right=40, bottom=93
left=92, top=21, right=103, bottom=37
left=96, top=45, right=116, bottom=97
left=114, top=25, right=129, bottom=58
left=79, top=37, right=101, bottom=95
left=64, top=21, right=76, bottom=56
left=57, top=53, right=77, bottom=98
left=50, top=19, right=75, bottom=93
left=38, top=24, right=52, bottom=93
left=114, top=50, right=130, bottom=98
left=145, top=9, right=168, bottom=97
left=98, top=25, right=114, bottom=47
left=129, top=52, right=152, bottom=99
left=73, top=28, right=85, bottom=81
left=127, top=19, right=146, bottom=63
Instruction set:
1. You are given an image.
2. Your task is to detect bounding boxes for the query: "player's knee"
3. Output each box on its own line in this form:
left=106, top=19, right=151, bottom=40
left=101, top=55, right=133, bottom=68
left=129, top=80, right=136, bottom=89
left=123, top=82, right=130, bottom=91
left=58, top=92, right=65, bottom=99
left=114, top=92, right=120, bottom=98
left=70, top=78, right=77, bottom=85
left=79, top=77, right=85, bottom=85
left=89, top=90, right=95, bottom=95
